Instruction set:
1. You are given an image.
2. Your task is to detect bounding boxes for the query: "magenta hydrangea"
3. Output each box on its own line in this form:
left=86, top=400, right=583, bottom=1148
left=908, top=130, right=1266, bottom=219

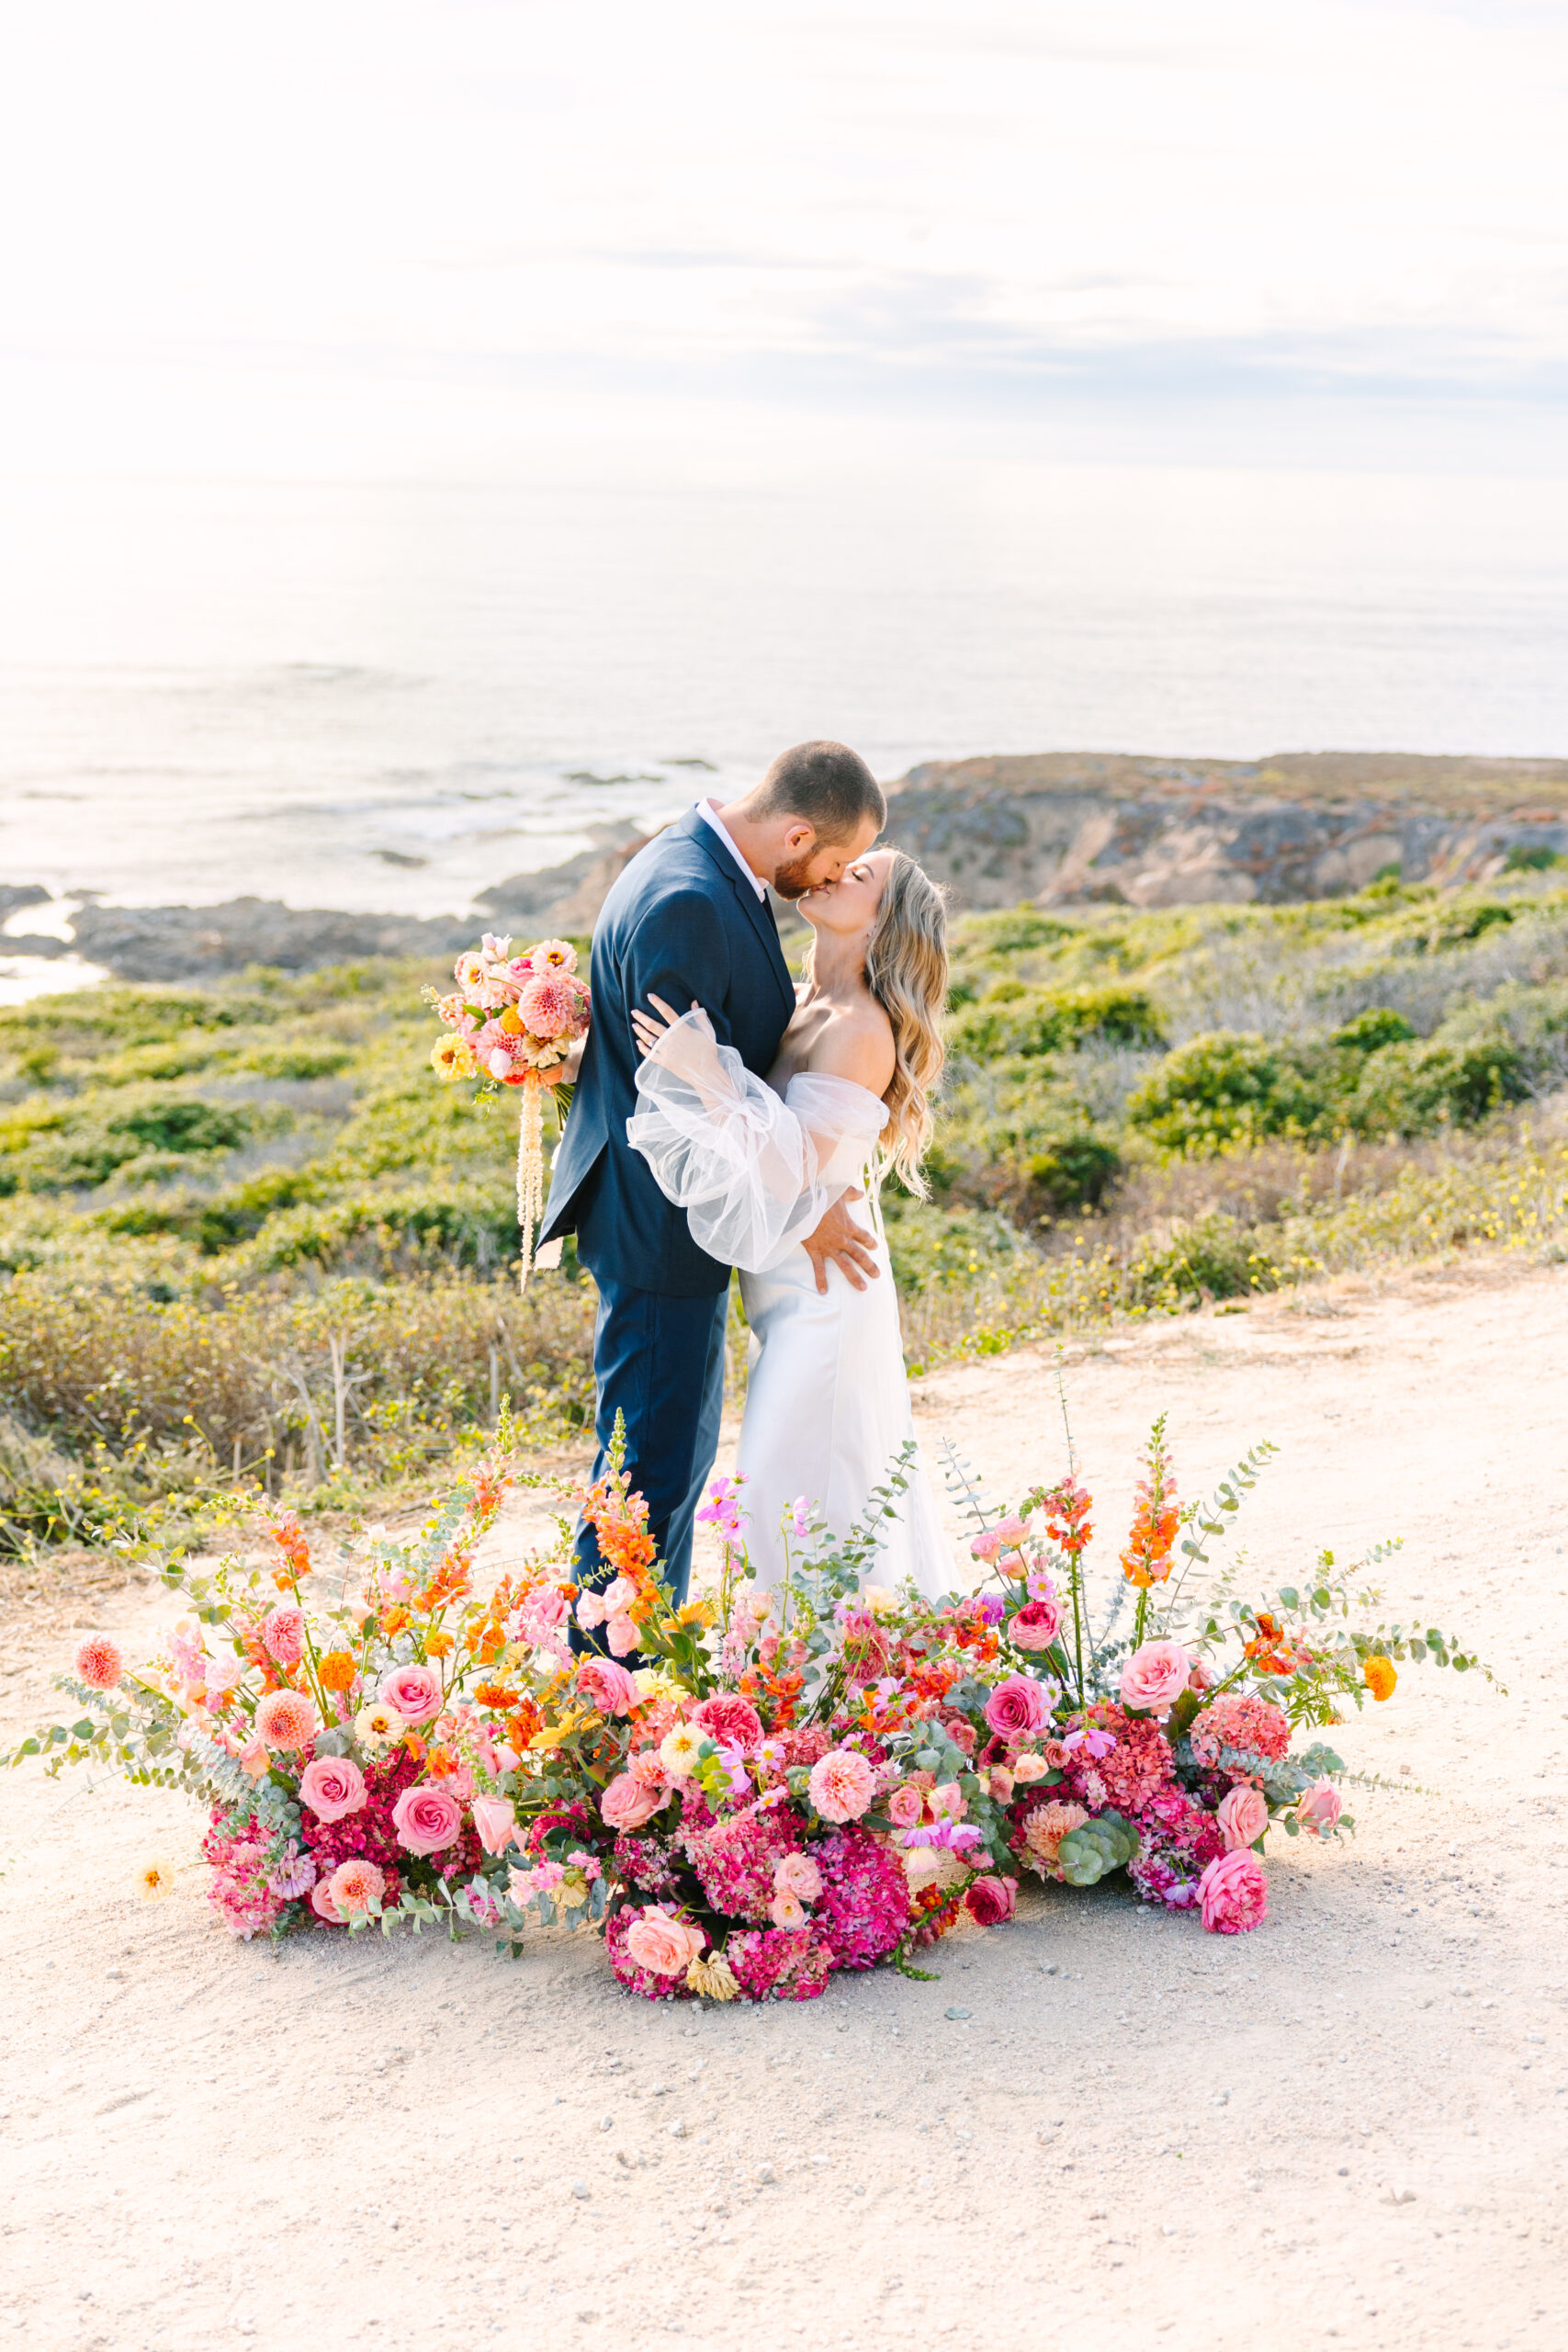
left=200, top=1811, right=292, bottom=1940
left=811, top=1826, right=910, bottom=1970
left=681, top=1804, right=802, bottom=1926
left=725, top=1925, right=836, bottom=2001
left=1128, top=1786, right=1224, bottom=1909
left=612, top=1831, right=680, bottom=1895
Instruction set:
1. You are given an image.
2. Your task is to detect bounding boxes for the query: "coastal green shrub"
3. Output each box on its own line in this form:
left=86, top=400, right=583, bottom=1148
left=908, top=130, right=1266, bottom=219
left=947, top=981, right=1164, bottom=1061
left=1328, top=1007, right=1416, bottom=1054
left=1124, top=1033, right=1338, bottom=1154
left=1348, top=1035, right=1529, bottom=1135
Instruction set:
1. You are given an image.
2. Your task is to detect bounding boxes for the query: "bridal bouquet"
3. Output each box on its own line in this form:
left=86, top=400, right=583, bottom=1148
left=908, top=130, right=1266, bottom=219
left=426, top=933, right=591, bottom=1283
left=9, top=1415, right=1490, bottom=1994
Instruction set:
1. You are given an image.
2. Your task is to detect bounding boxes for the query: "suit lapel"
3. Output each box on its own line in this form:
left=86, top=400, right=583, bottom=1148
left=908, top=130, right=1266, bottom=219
left=683, top=810, right=795, bottom=1020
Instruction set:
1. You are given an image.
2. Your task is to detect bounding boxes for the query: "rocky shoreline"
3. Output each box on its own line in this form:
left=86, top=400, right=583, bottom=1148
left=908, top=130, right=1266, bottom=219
left=5, top=752, right=1566, bottom=982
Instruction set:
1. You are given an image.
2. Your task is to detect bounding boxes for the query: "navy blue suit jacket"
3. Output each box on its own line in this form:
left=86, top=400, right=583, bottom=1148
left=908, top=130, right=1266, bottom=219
left=539, top=808, right=797, bottom=1295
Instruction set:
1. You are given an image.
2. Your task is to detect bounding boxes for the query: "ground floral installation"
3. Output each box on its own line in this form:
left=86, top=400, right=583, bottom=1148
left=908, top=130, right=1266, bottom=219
left=425, top=931, right=590, bottom=1283
left=10, top=1407, right=1493, bottom=1998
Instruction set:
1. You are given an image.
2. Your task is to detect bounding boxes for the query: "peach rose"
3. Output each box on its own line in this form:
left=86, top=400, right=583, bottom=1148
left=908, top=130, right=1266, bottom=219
left=576, top=1657, right=641, bottom=1716
left=299, top=1755, right=367, bottom=1823
left=988, top=1767, right=1016, bottom=1803
left=622, top=1908, right=706, bottom=1976
left=605, top=1612, right=638, bottom=1657
left=1295, top=1778, right=1343, bottom=1837
left=808, top=1747, right=877, bottom=1823
left=1119, top=1639, right=1191, bottom=1715
left=1011, top=1751, right=1049, bottom=1784
left=600, top=1772, right=663, bottom=1831
left=773, top=1852, right=822, bottom=1903
left=379, top=1664, right=444, bottom=1724
left=886, top=1783, right=924, bottom=1828
left=471, top=1794, right=520, bottom=1855
left=310, top=1880, right=345, bottom=1925
left=1216, top=1784, right=1269, bottom=1851
left=770, top=1890, right=807, bottom=1929
left=390, top=1781, right=465, bottom=1854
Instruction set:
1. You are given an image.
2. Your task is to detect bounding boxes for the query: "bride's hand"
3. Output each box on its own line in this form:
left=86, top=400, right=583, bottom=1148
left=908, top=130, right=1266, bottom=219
left=631, top=992, right=701, bottom=1061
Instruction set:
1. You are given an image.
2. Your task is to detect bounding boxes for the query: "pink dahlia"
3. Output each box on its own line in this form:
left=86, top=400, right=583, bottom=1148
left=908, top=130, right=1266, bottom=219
left=254, top=1689, right=321, bottom=1751
left=73, top=1635, right=123, bottom=1691
left=329, top=1857, right=387, bottom=1916
left=808, top=1747, right=877, bottom=1824
left=516, top=972, right=578, bottom=1042
left=261, top=1606, right=306, bottom=1668
left=812, top=1826, right=910, bottom=1970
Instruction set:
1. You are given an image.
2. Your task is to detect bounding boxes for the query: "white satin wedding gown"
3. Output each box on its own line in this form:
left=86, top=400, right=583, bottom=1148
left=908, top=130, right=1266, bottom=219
left=626, top=1012, right=953, bottom=1597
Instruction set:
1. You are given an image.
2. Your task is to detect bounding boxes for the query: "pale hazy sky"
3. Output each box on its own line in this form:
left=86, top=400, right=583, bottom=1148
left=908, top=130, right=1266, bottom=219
left=3, top=0, right=1564, bottom=474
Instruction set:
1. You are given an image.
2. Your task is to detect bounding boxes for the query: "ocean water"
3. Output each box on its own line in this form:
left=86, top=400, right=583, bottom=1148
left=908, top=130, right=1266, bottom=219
left=2, top=456, right=1566, bottom=943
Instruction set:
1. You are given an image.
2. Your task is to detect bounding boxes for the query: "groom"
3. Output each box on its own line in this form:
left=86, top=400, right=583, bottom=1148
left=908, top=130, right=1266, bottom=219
left=538, top=740, right=886, bottom=1621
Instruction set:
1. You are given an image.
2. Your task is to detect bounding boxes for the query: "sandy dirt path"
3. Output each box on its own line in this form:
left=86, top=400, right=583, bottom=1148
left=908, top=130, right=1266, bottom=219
left=3, top=1259, right=1565, bottom=2352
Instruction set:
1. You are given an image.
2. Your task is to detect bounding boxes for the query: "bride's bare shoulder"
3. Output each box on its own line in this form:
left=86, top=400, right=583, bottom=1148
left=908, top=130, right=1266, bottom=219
left=805, top=1001, right=895, bottom=1096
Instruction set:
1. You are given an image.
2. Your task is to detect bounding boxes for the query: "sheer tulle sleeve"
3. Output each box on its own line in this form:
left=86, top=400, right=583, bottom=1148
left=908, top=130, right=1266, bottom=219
left=626, top=1010, right=887, bottom=1271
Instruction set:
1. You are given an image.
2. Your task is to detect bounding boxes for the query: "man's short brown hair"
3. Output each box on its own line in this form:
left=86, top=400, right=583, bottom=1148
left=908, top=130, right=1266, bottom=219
left=749, top=740, right=886, bottom=842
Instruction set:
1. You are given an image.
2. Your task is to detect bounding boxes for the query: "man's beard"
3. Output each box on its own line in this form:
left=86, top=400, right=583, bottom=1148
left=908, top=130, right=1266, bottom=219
left=772, top=850, right=819, bottom=900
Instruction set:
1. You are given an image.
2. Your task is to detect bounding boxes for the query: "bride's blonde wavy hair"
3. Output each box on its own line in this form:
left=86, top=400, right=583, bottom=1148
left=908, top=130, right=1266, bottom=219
left=806, top=850, right=949, bottom=1196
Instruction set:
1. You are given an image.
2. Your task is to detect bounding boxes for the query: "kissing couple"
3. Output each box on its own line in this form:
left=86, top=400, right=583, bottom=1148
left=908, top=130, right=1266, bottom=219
left=538, top=738, right=953, bottom=1628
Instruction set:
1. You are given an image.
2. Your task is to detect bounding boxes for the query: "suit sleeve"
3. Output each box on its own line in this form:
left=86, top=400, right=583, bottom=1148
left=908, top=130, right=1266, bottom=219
left=624, top=888, right=737, bottom=1047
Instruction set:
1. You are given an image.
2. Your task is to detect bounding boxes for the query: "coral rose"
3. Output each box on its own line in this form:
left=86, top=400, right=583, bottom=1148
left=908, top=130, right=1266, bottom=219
left=1010, top=1598, right=1061, bottom=1652
left=73, top=1635, right=123, bottom=1691
left=254, top=1690, right=321, bottom=1751
left=299, top=1755, right=367, bottom=1823
left=886, top=1783, right=924, bottom=1828
left=310, top=1880, right=344, bottom=1924
left=471, top=1795, right=520, bottom=1855
left=964, top=1874, right=1018, bottom=1928
left=261, top=1606, right=306, bottom=1667
left=983, top=1674, right=1053, bottom=1740
left=328, top=1858, right=387, bottom=1917
left=622, top=1907, right=706, bottom=1977
left=691, top=1694, right=765, bottom=1750
left=1011, top=1752, right=1049, bottom=1784
left=390, top=1781, right=465, bottom=1855
left=1295, top=1778, right=1343, bottom=1836
left=600, top=1773, right=664, bottom=1831
left=1216, top=1784, right=1269, bottom=1851
left=1119, top=1639, right=1191, bottom=1716
left=576, top=1657, right=641, bottom=1716
left=379, top=1664, right=444, bottom=1724
left=1198, top=1848, right=1269, bottom=1934
left=808, top=1748, right=877, bottom=1824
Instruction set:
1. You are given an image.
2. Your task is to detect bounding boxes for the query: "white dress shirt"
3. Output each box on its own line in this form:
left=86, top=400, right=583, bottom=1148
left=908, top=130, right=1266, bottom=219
left=695, top=797, right=767, bottom=900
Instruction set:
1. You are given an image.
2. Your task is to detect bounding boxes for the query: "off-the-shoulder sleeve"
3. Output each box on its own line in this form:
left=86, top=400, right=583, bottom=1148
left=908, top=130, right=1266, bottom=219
left=626, top=1011, right=887, bottom=1271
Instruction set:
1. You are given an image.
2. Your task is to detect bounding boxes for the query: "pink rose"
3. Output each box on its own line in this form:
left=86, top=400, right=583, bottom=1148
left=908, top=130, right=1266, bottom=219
left=692, top=1694, right=765, bottom=1749
left=1295, top=1778, right=1343, bottom=1837
left=73, top=1635, right=124, bottom=1690
left=605, top=1612, right=638, bottom=1658
left=471, top=1795, right=520, bottom=1855
left=518, top=1587, right=570, bottom=1644
left=942, top=1716, right=977, bottom=1756
left=808, top=1747, right=878, bottom=1823
left=988, top=1767, right=1015, bottom=1802
left=600, top=1773, right=664, bottom=1831
left=771, top=1890, right=807, bottom=1929
left=379, top=1664, right=444, bottom=1724
left=1198, top=1848, right=1269, bottom=1935
left=1010, top=1598, right=1062, bottom=1652
left=1119, top=1639, right=1191, bottom=1716
left=964, top=1874, right=1018, bottom=1928
left=773, top=1852, right=823, bottom=1903
left=886, top=1784, right=924, bottom=1828
left=983, top=1674, right=1053, bottom=1740
left=576, top=1657, right=641, bottom=1717
left=299, top=1756, right=367, bottom=1823
left=390, top=1781, right=465, bottom=1855
left=970, top=1529, right=1003, bottom=1562
left=575, top=1589, right=607, bottom=1630
left=929, top=1781, right=966, bottom=1823
left=262, top=1606, right=306, bottom=1667
left=1216, top=1784, right=1269, bottom=1851
left=310, top=1880, right=345, bottom=1924
left=622, top=1907, right=706, bottom=1977
left=993, top=1515, right=1027, bottom=1544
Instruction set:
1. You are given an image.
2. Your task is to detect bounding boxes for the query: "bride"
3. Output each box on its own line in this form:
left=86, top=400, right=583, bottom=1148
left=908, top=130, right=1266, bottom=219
left=626, top=845, right=953, bottom=1598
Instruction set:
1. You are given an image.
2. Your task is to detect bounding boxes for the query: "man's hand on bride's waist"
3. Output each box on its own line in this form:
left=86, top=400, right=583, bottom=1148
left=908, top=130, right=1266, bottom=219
left=802, top=1187, right=880, bottom=1295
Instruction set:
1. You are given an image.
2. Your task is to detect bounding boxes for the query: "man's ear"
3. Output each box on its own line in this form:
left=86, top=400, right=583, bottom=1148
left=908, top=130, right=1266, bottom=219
left=781, top=820, right=817, bottom=854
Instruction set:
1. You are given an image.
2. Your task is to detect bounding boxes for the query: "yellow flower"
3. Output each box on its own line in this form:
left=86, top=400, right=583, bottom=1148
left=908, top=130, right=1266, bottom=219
left=686, top=1952, right=740, bottom=2002
left=557, top=1874, right=590, bottom=1909
left=137, top=1856, right=177, bottom=1902
left=498, top=1007, right=524, bottom=1035
left=431, top=1035, right=476, bottom=1082
left=862, top=1584, right=899, bottom=1618
left=676, top=1600, right=714, bottom=1628
left=633, top=1665, right=681, bottom=1700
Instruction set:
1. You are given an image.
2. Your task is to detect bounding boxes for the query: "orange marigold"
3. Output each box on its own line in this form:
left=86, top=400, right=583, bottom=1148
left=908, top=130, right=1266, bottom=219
left=1362, top=1655, right=1397, bottom=1702
left=423, top=1632, right=456, bottom=1661
left=318, top=1651, right=357, bottom=1692
left=381, top=1605, right=412, bottom=1637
